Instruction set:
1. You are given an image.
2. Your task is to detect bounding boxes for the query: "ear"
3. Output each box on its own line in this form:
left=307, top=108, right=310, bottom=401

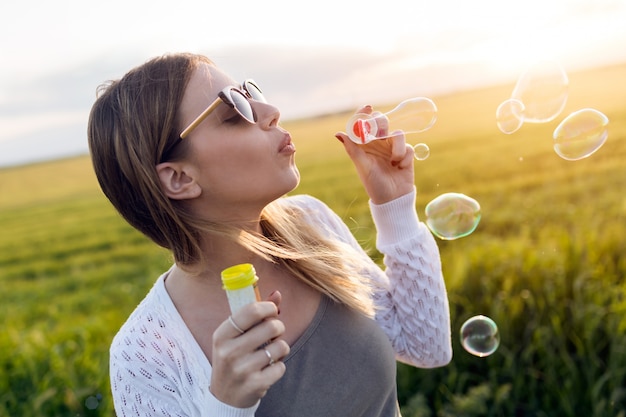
left=156, top=162, right=202, bottom=200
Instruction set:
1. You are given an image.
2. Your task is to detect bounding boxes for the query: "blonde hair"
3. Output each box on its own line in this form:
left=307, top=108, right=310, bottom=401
left=87, top=53, right=375, bottom=317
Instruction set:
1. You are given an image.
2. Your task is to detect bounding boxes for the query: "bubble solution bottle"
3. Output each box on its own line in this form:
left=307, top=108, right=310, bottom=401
left=221, top=263, right=262, bottom=314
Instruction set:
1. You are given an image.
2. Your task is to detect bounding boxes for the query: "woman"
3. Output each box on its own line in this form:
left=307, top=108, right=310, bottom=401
left=88, top=52, right=452, bottom=417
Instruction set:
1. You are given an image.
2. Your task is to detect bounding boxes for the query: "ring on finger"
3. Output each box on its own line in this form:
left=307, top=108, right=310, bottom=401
left=228, top=316, right=245, bottom=334
left=263, top=348, right=275, bottom=366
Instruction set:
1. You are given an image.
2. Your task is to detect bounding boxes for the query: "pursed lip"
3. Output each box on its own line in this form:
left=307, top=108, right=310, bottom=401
left=279, top=134, right=296, bottom=153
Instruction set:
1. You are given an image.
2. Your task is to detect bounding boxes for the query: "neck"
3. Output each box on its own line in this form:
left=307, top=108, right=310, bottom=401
left=167, top=251, right=278, bottom=307
left=179, top=223, right=271, bottom=278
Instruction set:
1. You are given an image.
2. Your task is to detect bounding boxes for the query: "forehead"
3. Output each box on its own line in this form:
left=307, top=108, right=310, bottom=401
left=194, top=62, right=236, bottom=92
left=179, top=63, right=237, bottom=117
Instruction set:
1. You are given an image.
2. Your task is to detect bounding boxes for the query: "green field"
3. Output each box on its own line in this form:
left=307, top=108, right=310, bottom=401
left=1, top=63, right=625, bottom=416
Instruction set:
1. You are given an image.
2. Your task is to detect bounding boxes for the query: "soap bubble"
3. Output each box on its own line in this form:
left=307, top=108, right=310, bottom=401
left=425, top=193, right=481, bottom=240
left=496, top=98, right=525, bottom=134
left=413, top=143, right=430, bottom=160
left=553, top=108, right=609, bottom=161
left=460, top=315, right=500, bottom=357
left=511, top=60, right=568, bottom=123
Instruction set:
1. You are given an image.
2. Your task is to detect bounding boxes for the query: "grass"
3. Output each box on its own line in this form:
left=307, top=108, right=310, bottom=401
left=1, top=62, right=625, bottom=416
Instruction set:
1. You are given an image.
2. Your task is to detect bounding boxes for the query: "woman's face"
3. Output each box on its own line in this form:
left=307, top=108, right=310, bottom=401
left=178, top=63, right=299, bottom=220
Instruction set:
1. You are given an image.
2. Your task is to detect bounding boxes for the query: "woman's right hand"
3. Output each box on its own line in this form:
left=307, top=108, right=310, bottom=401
left=335, top=105, right=415, bottom=205
left=209, top=299, right=289, bottom=408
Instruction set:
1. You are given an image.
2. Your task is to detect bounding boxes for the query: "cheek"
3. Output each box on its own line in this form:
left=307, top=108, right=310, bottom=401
left=196, top=140, right=270, bottom=186
left=223, top=141, right=270, bottom=173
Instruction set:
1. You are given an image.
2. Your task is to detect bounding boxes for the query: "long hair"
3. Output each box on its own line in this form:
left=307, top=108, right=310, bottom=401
left=87, top=53, right=375, bottom=317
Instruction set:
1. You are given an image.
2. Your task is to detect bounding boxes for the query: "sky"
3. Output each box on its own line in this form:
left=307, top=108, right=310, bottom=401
left=1, top=0, right=626, bottom=167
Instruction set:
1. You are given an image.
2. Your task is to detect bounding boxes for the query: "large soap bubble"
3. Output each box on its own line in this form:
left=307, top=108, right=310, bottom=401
left=460, top=315, right=500, bottom=357
left=425, top=193, right=481, bottom=240
left=511, top=60, right=569, bottom=123
left=553, top=108, right=609, bottom=161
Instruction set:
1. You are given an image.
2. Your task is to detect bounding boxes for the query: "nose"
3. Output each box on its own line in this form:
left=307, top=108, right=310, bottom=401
left=254, top=101, right=281, bottom=129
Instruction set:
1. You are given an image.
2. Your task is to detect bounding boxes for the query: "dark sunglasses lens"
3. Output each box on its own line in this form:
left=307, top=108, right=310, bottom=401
left=229, top=89, right=256, bottom=123
left=245, top=80, right=266, bottom=103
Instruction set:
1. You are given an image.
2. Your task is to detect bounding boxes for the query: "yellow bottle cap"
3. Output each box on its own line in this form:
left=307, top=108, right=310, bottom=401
left=221, top=263, right=258, bottom=291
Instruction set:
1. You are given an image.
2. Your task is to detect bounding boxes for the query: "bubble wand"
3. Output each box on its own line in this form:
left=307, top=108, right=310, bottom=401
left=345, top=97, right=437, bottom=160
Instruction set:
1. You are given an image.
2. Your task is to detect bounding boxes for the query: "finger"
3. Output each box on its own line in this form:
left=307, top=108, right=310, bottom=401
left=257, top=339, right=290, bottom=368
left=335, top=132, right=365, bottom=162
left=212, top=346, right=287, bottom=407
left=213, top=317, right=286, bottom=373
left=335, top=131, right=347, bottom=144
left=242, top=317, right=285, bottom=345
left=228, top=315, right=246, bottom=335
left=261, top=360, right=286, bottom=381
left=389, top=130, right=408, bottom=163
left=255, top=345, right=288, bottom=389
left=233, top=302, right=279, bottom=331
left=254, top=360, right=287, bottom=398
left=216, top=316, right=247, bottom=340
left=266, top=290, right=282, bottom=311
left=228, top=340, right=289, bottom=390
left=372, top=112, right=389, bottom=139
left=216, top=302, right=279, bottom=339
left=355, top=104, right=373, bottom=115
left=397, top=144, right=416, bottom=169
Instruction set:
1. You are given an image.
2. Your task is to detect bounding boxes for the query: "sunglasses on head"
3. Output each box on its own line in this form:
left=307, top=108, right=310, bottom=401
left=179, top=79, right=266, bottom=139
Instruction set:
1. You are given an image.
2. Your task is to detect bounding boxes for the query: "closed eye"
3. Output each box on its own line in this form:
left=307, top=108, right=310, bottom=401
left=225, top=115, right=243, bottom=124
left=221, top=109, right=244, bottom=124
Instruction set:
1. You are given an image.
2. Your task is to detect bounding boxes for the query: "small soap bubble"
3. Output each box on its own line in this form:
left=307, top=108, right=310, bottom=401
left=425, top=193, right=481, bottom=240
left=496, top=98, right=525, bottom=134
left=460, top=315, right=500, bottom=357
left=553, top=108, right=609, bottom=161
left=511, top=60, right=568, bottom=123
left=413, top=143, right=430, bottom=160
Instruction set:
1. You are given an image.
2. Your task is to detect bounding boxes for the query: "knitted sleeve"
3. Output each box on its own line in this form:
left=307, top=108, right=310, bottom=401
left=368, top=190, right=453, bottom=367
left=289, top=189, right=452, bottom=368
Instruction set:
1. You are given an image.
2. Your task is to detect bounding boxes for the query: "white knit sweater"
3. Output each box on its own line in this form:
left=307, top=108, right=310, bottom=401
left=109, top=190, right=452, bottom=416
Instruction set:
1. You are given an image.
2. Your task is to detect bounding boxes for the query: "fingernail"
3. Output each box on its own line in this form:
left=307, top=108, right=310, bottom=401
left=335, top=134, right=344, bottom=143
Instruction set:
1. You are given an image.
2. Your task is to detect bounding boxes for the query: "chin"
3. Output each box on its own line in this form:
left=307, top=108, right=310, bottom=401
left=273, top=164, right=300, bottom=197
left=289, top=167, right=301, bottom=191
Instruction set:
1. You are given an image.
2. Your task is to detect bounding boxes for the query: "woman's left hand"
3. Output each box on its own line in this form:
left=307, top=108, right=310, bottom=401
left=335, top=105, right=415, bottom=204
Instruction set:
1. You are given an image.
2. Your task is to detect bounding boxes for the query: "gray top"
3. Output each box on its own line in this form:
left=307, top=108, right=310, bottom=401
left=256, top=296, right=400, bottom=417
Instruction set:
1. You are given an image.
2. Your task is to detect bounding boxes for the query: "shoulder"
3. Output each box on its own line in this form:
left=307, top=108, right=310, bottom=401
left=108, top=272, right=214, bottom=415
left=110, top=273, right=192, bottom=363
left=111, top=291, right=167, bottom=357
left=279, top=194, right=344, bottom=228
left=280, top=194, right=332, bottom=213
left=281, top=194, right=344, bottom=221
left=277, top=194, right=356, bottom=244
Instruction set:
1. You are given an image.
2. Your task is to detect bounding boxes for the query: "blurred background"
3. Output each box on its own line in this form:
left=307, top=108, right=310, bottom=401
left=1, top=0, right=626, bottom=167
left=1, top=1, right=626, bottom=416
